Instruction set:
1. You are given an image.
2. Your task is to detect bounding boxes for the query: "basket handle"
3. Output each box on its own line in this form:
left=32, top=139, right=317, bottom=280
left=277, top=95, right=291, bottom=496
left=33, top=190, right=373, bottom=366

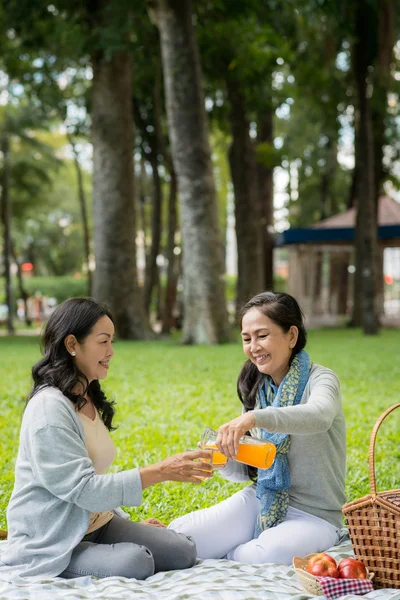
left=369, top=403, right=400, bottom=495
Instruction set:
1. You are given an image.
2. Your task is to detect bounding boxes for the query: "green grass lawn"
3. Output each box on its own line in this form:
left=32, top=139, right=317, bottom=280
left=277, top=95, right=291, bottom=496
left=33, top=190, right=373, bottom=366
left=1, top=329, right=399, bottom=530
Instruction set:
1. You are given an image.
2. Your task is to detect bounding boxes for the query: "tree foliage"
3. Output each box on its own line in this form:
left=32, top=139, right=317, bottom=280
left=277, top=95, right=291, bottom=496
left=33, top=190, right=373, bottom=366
left=1, top=0, right=399, bottom=338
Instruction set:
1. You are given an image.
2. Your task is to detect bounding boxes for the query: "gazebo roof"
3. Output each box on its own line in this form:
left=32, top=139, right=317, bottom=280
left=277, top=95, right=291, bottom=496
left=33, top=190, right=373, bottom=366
left=276, top=195, right=400, bottom=246
left=313, top=195, right=400, bottom=229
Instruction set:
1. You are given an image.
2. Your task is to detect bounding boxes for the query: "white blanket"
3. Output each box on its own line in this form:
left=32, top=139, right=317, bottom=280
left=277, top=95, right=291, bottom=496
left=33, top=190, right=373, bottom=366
left=0, top=539, right=399, bottom=600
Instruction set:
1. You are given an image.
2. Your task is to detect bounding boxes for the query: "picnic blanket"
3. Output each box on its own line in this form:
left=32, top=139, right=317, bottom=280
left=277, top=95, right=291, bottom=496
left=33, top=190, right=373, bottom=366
left=0, top=538, right=399, bottom=600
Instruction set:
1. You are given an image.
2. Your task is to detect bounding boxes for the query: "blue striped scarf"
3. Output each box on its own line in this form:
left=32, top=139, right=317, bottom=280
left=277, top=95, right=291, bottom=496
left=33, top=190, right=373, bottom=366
left=252, top=349, right=311, bottom=537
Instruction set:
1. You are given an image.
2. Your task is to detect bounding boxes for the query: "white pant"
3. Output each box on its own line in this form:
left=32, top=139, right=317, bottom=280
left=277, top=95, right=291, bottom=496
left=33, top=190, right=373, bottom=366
left=168, top=485, right=340, bottom=565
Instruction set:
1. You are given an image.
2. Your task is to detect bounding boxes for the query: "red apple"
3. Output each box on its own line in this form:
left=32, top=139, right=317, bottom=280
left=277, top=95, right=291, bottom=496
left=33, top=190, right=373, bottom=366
left=307, top=553, right=339, bottom=578
left=338, top=558, right=368, bottom=579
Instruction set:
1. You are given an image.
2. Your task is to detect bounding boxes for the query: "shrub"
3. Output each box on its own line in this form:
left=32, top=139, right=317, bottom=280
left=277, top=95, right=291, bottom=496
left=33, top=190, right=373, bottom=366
left=0, top=276, right=89, bottom=306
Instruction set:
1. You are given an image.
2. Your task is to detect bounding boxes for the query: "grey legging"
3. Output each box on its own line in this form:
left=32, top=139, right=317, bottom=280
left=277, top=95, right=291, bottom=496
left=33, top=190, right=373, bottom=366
left=60, top=515, right=197, bottom=579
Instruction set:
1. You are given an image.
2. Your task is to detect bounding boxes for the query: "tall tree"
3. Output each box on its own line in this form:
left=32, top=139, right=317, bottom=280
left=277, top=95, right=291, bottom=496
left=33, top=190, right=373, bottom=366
left=150, top=0, right=230, bottom=343
left=256, top=108, right=275, bottom=291
left=133, top=78, right=164, bottom=317
left=226, top=76, right=263, bottom=306
left=162, top=169, right=179, bottom=333
left=85, top=1, right=148, bottom=338
left=351, top=1, right=378, bottom=333
left=67, top=133, right=92, bottom=296
left=0, top=103, right=61, bottom=328
left=4, top=0, right=150, bottom=338
left=1, top=133, right=15, bottom=335
left=349, top=0, right=395, bottom=333
left=133, top=45, right=180, bottom=331
left=196, top=3, right=285, bottom=302
left=92, top=40, right=148, bottom=338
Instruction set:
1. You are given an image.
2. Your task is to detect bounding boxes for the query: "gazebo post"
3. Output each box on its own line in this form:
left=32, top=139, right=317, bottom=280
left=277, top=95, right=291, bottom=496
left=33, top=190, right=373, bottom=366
left=328, top=252, right=339, bottom=316
left=337, top=251, right=350, bottom=316
left=312, top=249, right=324, bottom=315
left=288, top=246, right=306, bottom=310
left=376, top=245, right=384, bottom=319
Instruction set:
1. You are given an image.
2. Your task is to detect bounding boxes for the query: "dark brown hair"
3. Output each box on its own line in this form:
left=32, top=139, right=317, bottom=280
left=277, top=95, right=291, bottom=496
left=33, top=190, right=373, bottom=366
left=237, top=291, right=307, bottom=412
left=28, top=297, right=116, bottom=430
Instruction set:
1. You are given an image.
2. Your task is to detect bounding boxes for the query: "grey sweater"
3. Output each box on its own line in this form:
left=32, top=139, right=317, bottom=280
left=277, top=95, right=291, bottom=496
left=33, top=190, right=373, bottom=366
left=0, top=387, right=143, bottom=581
left=220, top=363, right=346, bottom=528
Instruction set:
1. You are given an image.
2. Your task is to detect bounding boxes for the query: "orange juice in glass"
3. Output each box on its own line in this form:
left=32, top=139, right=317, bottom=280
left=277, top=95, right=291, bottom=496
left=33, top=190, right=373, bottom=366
left=200, top=444, right=228, bottom=470
left=201, top=428, right=276, bottom=470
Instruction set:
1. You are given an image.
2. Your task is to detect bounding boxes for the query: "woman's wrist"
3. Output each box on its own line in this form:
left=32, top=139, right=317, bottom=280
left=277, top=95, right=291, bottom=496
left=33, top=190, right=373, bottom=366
left=139, top=463, right=165, bottom=489
left=248, top=411, right=256, bottom=429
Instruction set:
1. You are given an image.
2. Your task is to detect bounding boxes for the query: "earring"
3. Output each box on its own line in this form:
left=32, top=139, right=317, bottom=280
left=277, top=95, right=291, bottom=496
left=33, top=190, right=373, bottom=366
left=71, top=351, right=76, bottom=357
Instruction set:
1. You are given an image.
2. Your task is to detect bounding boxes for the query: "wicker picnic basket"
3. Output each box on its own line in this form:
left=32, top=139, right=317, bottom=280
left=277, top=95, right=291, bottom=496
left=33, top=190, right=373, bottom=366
left=342, top=403, right=400, bottom=589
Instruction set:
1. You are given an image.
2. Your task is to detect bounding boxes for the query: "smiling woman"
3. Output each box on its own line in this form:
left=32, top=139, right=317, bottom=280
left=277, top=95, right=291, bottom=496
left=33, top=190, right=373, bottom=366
left=169, top=291, right=346, bottom=566
left=240, top=309, right=299, bottom=388
left=63, top=314, right=115, bottom=420
left=0, top=298, right=212, bottom=583
left=67, top=316, right=114, bottom=380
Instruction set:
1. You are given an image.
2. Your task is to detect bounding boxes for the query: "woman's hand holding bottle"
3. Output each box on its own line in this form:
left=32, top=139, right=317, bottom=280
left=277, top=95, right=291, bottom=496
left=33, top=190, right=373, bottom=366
left=216, top=412, right=255, bottom=459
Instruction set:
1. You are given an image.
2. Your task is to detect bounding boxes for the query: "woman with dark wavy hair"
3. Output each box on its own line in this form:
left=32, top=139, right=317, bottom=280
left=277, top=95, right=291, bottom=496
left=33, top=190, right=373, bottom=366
left=0, top=297, right=212, bottom=582
left=169, top=291, right=346, bottom=565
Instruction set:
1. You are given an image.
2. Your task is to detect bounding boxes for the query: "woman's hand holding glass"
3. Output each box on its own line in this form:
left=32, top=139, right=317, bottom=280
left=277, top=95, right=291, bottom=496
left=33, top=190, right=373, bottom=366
left=140, top=450, right=213, bottom=489
left=159, top=450, right=213, bottom=482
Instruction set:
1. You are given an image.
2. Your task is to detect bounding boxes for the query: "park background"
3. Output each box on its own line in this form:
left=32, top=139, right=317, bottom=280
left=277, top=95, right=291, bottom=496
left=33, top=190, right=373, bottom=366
left=0, top=0, right=400, bottom=529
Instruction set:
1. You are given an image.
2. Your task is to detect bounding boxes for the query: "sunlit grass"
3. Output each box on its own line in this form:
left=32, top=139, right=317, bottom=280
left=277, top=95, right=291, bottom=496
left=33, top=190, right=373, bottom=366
left=0, top=329, right=399, bottom=529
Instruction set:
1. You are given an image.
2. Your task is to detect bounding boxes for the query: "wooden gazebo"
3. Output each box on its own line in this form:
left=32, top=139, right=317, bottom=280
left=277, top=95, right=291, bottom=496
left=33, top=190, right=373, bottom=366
left=276, top=196, right=400, bottom=325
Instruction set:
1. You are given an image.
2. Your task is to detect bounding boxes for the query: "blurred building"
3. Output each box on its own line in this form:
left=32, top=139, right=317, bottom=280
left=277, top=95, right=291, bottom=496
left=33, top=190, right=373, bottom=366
left=277, top=196, right=400, bottom=326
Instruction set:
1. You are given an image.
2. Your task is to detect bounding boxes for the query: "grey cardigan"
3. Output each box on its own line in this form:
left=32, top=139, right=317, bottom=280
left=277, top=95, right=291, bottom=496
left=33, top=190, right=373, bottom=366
left=0, top=387, right=142, bottom=581
left=220, top=363, right=346, bottom=528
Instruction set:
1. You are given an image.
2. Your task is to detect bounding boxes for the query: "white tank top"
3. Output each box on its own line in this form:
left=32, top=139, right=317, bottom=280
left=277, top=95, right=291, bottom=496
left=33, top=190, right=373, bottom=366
left=78, top=407, right=116, bottom=533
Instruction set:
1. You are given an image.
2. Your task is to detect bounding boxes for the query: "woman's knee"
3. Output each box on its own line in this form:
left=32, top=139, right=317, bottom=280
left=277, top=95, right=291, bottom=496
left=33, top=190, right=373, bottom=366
left=231, top=540, right=291, bottom=565
left=166, top=531, right=197, bottom=569
left=168, top=514, right=187, bottom=533
left=115, top=543, right=155, bottom=579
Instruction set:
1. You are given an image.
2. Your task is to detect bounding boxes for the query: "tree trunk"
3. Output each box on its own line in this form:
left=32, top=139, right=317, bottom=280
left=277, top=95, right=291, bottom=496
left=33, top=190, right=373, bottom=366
left=256, top=109, right=274, bottom=291
left=348, top=106, right=362, bottom=324
left=144, top=68, right=164, bottom=316
left=1, top=134, right=15, bottom=335
left=352, top=2, right=379, bottom=334
left=151, top=0, right=230, bottom=344
left=150, top=57, right=180, bottom=335
left=144, top=151, right=162, bottom=315
left=155, top=265, right=163, bottom=322
left=162, top=169, right=179, bottom=334
left=68, top=133, right=92, bottom=296
left=138, top=154, right=148, bottom=272
left=372, top=0, right=395, bottom=205
left=11, top=241, right=32, bottom=326
left=92, top=48, right=149, bottom=339
left=227, top=77, right=264, bottom=309
left=319, top=137, right=338, bottom=219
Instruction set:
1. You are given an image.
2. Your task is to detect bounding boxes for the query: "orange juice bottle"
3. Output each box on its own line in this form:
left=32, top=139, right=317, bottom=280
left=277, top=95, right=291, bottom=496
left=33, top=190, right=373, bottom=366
left=201, top=428, right=276, bottom=470
left=235, top=436, right=276, bottom=469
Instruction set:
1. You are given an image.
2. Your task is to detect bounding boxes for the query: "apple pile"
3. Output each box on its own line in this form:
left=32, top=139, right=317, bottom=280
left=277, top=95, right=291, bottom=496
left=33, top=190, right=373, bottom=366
left=307, top=553, right=368, bottom=579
